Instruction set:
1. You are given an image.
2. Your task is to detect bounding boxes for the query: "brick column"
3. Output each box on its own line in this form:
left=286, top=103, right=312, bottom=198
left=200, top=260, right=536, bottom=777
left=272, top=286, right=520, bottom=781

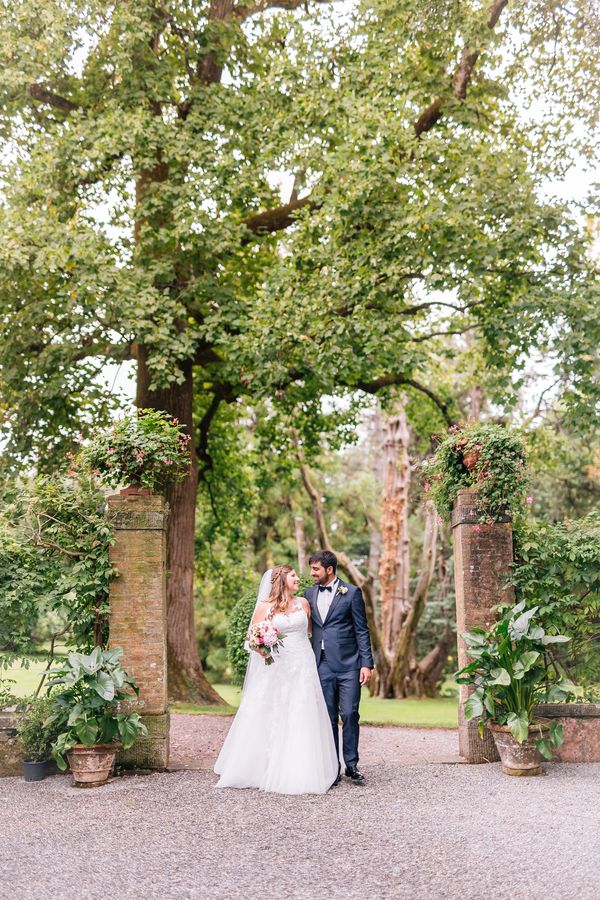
left=452, top=488, right=515, bottom=763
left=107, top=491, right=169, bottom=769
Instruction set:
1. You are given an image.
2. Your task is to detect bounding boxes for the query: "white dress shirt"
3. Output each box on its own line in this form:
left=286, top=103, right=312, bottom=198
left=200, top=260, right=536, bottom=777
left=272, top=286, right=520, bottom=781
left=317, top=578, right=338, bottom=649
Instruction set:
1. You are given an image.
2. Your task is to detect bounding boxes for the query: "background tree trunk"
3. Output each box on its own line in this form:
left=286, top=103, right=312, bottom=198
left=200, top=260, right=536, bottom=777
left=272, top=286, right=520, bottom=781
left=136, top=350, right=224, bottom=704
left=378, top=403, right=411, bottom=659
left=294, top=514, right=307, bottom=573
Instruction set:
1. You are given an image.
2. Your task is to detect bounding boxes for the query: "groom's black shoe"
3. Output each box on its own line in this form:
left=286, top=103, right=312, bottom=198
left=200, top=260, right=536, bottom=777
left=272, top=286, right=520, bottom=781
left=331, top=768, right=342, bottom=787
left=345, top=765, right=365, bottom=785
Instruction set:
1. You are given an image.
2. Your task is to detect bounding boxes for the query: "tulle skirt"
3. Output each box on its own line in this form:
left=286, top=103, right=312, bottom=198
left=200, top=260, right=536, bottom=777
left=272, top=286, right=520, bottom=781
left=214, top=635, right=339, bottom=795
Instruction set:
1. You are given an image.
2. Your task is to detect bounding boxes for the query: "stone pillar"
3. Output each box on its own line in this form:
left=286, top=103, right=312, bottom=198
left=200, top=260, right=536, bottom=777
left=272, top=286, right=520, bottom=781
left=107, top=491, right=169, bottom=769
left=452, top=488, right=515, bottom=763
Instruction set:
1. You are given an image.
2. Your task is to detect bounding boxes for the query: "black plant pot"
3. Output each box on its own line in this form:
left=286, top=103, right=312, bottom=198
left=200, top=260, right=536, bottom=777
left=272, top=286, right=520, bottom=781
left=23, top=760, right=49, bottom=782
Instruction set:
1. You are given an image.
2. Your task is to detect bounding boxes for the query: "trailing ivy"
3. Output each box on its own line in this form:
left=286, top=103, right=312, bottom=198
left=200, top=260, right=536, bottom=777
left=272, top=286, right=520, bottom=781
left=424, top=423, right=527, bottom=524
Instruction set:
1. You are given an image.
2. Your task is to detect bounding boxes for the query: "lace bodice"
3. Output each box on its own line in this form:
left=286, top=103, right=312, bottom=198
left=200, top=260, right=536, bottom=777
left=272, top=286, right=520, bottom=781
left=270, top=604, right=308, bottom=637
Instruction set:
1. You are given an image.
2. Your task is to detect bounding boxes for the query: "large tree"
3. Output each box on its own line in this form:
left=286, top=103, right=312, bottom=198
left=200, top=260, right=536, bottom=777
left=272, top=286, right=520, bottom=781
left=0, top=0, right=598, bottom=700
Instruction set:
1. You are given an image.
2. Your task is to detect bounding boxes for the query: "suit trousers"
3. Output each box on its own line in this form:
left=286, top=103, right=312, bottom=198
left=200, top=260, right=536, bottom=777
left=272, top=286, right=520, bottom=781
left=317, top=653, right=361, bottom=769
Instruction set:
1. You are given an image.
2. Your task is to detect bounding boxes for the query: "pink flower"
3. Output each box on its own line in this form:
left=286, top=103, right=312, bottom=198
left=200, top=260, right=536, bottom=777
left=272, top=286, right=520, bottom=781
left=424, top=482, right=430, bottom=491
left=473, top=524, right=482, bottom=532
left=526, top=496, right=533, bottom=505
left=165, top=460, right=173, bottom=465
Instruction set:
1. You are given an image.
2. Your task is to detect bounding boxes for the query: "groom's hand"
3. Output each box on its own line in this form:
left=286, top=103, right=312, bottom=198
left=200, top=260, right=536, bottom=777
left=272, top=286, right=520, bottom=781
left=359, top=667, right=372, bottom=685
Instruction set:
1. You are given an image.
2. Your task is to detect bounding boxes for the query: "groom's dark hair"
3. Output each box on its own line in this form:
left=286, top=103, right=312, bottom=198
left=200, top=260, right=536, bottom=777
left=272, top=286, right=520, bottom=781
left=308, top=549, right=337, bottom=573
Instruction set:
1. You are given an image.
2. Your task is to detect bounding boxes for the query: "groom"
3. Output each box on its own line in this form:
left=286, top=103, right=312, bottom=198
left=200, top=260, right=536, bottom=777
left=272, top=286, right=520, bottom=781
left=305, top=550, right=374, bottom=785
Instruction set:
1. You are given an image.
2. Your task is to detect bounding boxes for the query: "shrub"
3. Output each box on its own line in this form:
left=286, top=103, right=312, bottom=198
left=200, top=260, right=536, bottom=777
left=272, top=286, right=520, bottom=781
left=0, top=475, right=115, bottom=667
left=15, top=695, right=59, bottom=762
left=509, top=514, right=600, bottom=690
left=228, top=594, right=258, bottom=685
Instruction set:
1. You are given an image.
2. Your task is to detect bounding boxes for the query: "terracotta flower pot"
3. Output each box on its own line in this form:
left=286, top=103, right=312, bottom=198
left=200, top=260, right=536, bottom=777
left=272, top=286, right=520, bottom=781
left=489, top=722, right=548, bottom=776
left=461, top=449, right=481, bottom=472
left=66, top=743, right=121, bottom=788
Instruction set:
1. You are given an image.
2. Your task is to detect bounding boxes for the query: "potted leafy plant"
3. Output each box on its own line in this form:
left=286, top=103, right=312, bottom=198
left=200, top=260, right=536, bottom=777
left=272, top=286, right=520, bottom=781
left=424, top=422, right=527, bottom=523
left=72, top=408, right=191, bottom=493
left=16, top=695, right=58, bottom=782
left=45, top=646, right=148, bottom=787
left=455, top=602, right=577, bottom=775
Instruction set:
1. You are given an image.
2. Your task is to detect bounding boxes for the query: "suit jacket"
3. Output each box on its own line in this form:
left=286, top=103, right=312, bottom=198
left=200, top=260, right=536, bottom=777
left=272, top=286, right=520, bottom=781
left=304, top=578, right=374, bottom=673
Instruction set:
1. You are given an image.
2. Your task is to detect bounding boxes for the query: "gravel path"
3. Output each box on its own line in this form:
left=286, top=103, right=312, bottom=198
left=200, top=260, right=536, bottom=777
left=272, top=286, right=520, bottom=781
left=170, top=713, right=460, bottom=768
left=2, top=762, right=600, bottom=900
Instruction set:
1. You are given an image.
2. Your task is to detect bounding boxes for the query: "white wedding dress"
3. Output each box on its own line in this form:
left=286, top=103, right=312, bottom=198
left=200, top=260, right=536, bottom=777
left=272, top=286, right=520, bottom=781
left=214, top=602, right=339, bottom=795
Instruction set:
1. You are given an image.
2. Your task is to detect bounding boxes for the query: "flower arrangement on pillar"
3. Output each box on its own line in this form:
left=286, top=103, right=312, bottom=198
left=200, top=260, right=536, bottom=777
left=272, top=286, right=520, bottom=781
left=72, top=408, right=191, bottom=494
left=455, top=603, right=579, bottom=775
left=423, top=422, right=527, bottom=523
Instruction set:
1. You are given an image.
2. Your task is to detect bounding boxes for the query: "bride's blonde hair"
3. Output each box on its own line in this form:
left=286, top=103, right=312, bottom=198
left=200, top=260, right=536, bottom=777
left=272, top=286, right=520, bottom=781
left=267, top=565, right=294, bottom=618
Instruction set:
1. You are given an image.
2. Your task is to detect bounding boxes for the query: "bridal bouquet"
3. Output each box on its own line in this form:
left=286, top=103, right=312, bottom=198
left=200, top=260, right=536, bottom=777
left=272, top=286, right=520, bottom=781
left=247, top=621, right=286, bottom=666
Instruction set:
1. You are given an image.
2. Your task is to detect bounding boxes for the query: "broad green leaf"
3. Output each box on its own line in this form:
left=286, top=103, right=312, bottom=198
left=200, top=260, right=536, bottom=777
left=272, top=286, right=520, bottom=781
left=506, top=711, right=529, bottom=743
left=509, top=606, right=538, bottom=639
left=76, top=718, right=99, bottom=746
left=549, top=722, right=564, bottom=748
left=488, top=667, right=511, bottom=686
left=535, top=738, right=553, bottom=760
left=92, top=671, right=115, bottom=701
left=464, top=693, right=484, bottom=720
left=513, top=651, right=540, bottom=679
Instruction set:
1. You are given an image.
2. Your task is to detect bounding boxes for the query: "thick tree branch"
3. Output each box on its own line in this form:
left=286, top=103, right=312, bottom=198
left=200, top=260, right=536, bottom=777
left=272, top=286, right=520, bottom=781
left=70, top=338, right=136, bottom=363
left=28, top=84, right=80, bottom=114
left=415, top=0, right=509, bottom=137
left=242, top=194, right=317, bottom=236
left=356, top=376, right=454, bottom=425
left=235, top=0, right=334, bottom=21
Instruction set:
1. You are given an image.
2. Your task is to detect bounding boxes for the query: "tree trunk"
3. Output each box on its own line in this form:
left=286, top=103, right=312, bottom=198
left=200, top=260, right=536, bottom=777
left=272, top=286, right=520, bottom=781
left=378, top=404, right=411, bottom=659
left=407, top=626, right=454, bottom=698
left=136, top=349, right=224, bottom=704
left=294, top=514, right=307, bottom=573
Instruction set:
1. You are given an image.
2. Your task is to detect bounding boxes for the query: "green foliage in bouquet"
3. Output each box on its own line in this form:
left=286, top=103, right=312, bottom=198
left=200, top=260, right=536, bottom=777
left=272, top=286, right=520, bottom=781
left=75, top=409, right=191, bottom=492
left=45, top=647, right=148, bottom=771
left=424, top=422, right=527, bottom=523
left=455, top=602, right=578, bottom=759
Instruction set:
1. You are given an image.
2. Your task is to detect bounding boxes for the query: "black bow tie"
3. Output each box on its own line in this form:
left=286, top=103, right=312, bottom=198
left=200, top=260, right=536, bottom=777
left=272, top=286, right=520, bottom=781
left=319, top=585, right=333, bottom=593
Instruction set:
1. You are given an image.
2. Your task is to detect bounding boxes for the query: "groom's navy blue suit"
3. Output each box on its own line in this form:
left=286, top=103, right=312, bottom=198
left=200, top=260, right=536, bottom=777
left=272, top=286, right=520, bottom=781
left=305, top=579, right=374, bottom=770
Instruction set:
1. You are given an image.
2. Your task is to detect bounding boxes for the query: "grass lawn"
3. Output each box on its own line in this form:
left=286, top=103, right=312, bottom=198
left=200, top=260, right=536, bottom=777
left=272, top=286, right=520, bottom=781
left=173, top=683, right=459, bottom=729
left=2, top=658, right=53, bottom=697
left=4, top=661, right=459, bottom=729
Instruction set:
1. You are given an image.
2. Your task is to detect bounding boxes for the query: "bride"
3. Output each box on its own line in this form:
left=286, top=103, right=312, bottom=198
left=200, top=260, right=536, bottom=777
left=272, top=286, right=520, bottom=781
left=214, top=564, right=339, bottom=794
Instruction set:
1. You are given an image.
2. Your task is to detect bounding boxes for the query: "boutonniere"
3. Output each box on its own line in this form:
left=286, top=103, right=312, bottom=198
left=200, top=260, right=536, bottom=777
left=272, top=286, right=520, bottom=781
left=339, top=586, right=348, bottom=595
